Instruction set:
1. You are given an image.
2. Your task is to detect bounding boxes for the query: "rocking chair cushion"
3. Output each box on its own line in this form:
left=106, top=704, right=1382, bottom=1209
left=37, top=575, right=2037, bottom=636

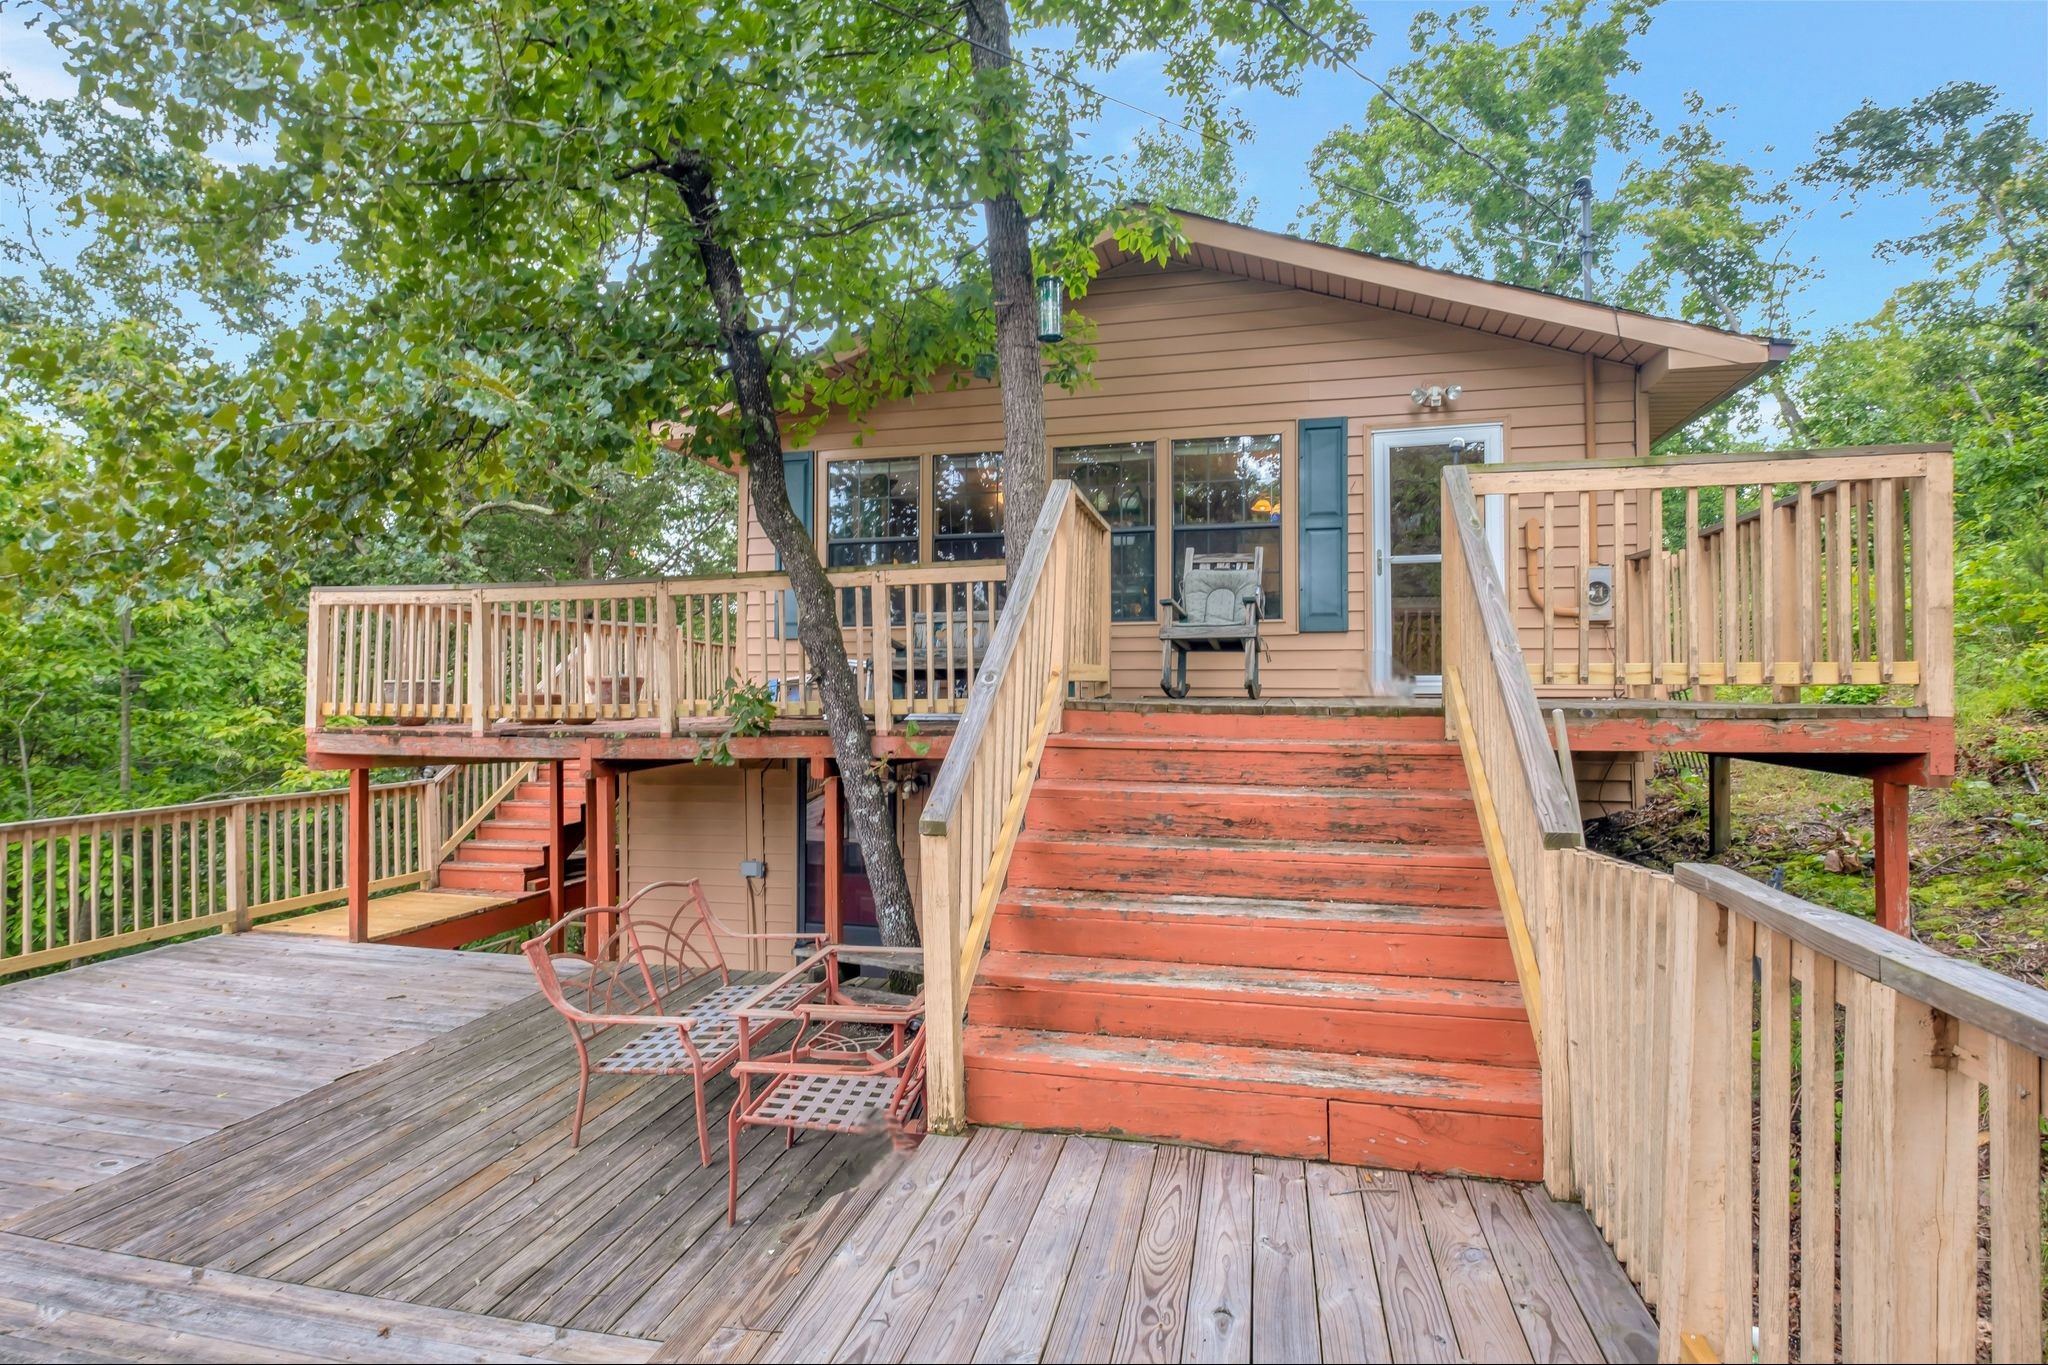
left=1177, top=568, right=1261, bottom=627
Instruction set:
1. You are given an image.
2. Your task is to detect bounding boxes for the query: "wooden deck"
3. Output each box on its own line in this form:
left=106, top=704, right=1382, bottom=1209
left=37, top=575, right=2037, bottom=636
left=0, top=934, right=534, bottom=1222
left=0, top=951, right=1656, bottom=1363
left=252, top=889, right=525, bottom=944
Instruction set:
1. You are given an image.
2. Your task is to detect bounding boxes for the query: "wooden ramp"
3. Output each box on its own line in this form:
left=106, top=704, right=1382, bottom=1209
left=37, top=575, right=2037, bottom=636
left=0, top=934, right=534, bottom=1223
left=251, top=889, right=525, bottom=944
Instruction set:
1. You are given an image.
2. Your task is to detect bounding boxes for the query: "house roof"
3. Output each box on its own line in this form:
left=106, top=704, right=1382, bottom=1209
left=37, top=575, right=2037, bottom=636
left=1105, top=210, right=1792, bottom=440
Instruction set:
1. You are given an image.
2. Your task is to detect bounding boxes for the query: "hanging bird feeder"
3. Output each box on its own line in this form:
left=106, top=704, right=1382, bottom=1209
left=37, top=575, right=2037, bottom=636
left=1035, top=275, right=1065, bottom=343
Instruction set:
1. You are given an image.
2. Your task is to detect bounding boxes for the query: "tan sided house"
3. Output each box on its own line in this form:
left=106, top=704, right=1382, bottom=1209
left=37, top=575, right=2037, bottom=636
left=299, top=210, right=1953, bottom=1184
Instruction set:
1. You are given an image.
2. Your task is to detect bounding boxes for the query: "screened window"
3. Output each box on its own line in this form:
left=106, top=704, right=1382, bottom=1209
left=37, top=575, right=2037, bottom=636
left=825, top=458, right=920, bottom=566
left=1056, top=441, right=1157, bottom=622
left=1170, top=434, right=1283, bottom=613
left=932, top=452, right=1004, bottom=562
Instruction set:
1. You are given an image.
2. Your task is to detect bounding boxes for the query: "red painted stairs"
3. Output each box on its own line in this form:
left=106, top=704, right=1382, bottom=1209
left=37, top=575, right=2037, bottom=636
left=437, top=759, right=590, bottom=894
left=962, top=706, right=1543, bottom=1180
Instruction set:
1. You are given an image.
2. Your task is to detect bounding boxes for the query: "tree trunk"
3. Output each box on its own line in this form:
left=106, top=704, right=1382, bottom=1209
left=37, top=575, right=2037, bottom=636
left=965, top=0, right=1049, bottom=586
left=118, top=606, right=133, bottom=799
left=664, top=152, right=919, bottom=949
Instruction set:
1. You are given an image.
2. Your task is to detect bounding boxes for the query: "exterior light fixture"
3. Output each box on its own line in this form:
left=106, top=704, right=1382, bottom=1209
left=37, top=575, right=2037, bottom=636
left=1036, top=275, right=1065, bottom=343
left=1410, top=384, right=1464, bottom=410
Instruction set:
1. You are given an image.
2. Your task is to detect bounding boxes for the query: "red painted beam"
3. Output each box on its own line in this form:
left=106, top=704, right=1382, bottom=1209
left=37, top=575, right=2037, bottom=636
left=306, top=729, right=948, bottom=768
left=1560, top=715, right=1954, bottom=780
left=384, top=881, right=586, bottom=951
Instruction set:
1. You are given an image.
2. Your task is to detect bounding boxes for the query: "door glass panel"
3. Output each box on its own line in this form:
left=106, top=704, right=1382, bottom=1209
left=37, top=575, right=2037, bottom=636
left=1386, top=441, right=1476, bottom=556
left=1388, top=561, right=1444, bottom=681
left=1381, top=432, right=1494, bottom=685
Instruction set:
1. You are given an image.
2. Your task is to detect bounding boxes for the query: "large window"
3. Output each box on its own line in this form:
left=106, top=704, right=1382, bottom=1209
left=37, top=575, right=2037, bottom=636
left=1056, top=441, right=1157, bottom=622
left=825, top=458, right=919, bottom=566
left=933, top=452, right=1004, bottom=563
left=1170, top=433, right=1283, bottom=613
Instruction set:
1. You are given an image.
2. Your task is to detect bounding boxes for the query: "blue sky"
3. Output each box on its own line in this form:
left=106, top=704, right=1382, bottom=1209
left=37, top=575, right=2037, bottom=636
left=4, top=0, right=2044, bottom=346
left=1066, top=0, right=2048, bottom=334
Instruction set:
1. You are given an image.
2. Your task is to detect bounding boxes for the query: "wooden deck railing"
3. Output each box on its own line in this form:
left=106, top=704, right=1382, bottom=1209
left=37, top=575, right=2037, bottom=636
left=0, top=759, right=532, bottom=975
left=307, top=562, right=1010, bottom=736
left=1445, top=455, right=2040, bottom=1363
left=919, top=481, right=1112, bottom=1132
left=1661, top=864, right=2045, bottom=1364
left=1469, top=445, right=1954, bottom=715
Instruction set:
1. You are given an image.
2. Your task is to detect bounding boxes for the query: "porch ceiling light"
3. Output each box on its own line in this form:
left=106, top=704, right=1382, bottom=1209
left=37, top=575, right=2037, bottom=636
left=1036, top=275, right=1065, bottom=343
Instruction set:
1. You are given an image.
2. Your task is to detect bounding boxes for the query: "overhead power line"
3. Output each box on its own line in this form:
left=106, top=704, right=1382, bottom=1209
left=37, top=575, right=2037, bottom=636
left=1252, top=0, right=1581, bottom=232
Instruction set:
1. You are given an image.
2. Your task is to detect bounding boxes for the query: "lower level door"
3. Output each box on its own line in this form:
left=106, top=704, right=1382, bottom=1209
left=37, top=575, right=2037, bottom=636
left=1371, top=423, right=1505, bottom=693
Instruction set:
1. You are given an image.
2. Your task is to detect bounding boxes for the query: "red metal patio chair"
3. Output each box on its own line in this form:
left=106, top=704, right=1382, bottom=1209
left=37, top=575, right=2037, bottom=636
left=724, top=946, right=926, bottom=1223
left=522, top=878, right=824, bottom=1166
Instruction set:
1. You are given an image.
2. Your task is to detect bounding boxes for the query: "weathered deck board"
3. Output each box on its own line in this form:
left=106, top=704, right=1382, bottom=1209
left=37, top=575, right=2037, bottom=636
left=0, top=1232, right=656, bottom=1363
left=2, top=947, right=1656, bottom=1364
left=0, top=935, right=533, bottom=1224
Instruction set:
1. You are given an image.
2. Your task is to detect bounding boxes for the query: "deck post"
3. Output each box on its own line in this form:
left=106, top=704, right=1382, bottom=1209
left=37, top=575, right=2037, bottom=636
left=225, top=800, right=250, bottom=933
left=419, top=773, right=442, bottom=890
left=1873, top=778, right=1910, bottom=934
left=1659, top=888, right=1733, bottom=1363
left=822, top=763, right=843, bottom=944
left=546, top=761, right=567, bottom=925
left=586, top=762, right=618, bottom=958
left=346, top=768, right=371, bottom=944
left=1706, top=756, right=1732, bottom=856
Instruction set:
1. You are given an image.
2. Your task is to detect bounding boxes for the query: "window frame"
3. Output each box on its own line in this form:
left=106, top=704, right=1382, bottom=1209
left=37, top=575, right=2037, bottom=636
left=804, top=425, right=1301, bottom=636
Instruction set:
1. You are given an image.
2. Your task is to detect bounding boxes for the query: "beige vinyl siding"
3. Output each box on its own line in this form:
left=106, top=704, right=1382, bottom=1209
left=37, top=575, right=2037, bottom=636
left=743, top=260, right=1645, bottom=700
left=619, top=761, right=803, bottom=971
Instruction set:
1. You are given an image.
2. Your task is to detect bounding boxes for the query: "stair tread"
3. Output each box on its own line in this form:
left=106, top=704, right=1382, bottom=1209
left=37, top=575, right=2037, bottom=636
left=964, top=1025, right=1540, bottom=1116
left=1046, top=733, right=1460, bottom=755
left=1030, top=777, right=1473, bottom=803
left=1000, top=888, right=1507, bottom=935
left=976, top=951, right=1527, bottom=1016
left=443, top=856, right=541, bottom=870
left=1015, top=830, right=1488, bottom=862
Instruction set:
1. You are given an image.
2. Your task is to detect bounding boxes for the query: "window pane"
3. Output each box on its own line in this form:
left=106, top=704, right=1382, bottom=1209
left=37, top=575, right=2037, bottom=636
left=1388, top=560, right=1443, bottom=680
left=1057, top=441, right=1156, bottom=622
left=1170, top=434, right=1282, bottom=612
left=933, top=451, right=1004, bottom=563
left=825, top=458, right=920, bottom=566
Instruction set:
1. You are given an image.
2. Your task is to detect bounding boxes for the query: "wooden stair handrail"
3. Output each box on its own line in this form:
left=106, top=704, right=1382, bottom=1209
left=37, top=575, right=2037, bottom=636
left=1442, top=464, right=1585, bottom=849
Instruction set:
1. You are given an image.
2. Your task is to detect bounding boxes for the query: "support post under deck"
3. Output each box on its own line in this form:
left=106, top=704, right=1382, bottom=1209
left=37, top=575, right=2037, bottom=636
left=586, top=762, right=619, bottom=958
left=346, top=767, right=370, bottom=944
left=1873, top=778, right=1911, bottom=934
left=1707, top=756, right=1733, bottom=857
left=546, top=761, right=567, bottom=926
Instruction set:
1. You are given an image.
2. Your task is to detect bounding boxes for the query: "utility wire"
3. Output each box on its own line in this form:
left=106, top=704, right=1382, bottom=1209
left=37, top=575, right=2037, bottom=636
left=1254, top=0, right=1581, bottom=232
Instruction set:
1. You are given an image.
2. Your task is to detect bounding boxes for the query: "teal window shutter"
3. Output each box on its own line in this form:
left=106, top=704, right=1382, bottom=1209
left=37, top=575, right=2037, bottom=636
left=778, top=451, right=814, bottom=635
left=1297, top=418, right=1349, bottom=632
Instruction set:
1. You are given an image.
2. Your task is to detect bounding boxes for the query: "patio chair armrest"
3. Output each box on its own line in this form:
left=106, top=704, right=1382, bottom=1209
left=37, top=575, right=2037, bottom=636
left=1159, top=596, right=1186, bottom=620
left=732, top=1050, right=903, bottom=1079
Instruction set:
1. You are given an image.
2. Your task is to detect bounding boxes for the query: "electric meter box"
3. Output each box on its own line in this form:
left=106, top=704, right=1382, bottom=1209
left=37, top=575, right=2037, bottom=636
left=1585, top=565, right=1615, bottom=622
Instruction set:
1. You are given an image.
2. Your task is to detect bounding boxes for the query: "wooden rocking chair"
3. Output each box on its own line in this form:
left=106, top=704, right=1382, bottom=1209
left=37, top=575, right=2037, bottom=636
left=1159, top=546, right=1267, bottom=699
left=522, top=879, right=825, bottom=1167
